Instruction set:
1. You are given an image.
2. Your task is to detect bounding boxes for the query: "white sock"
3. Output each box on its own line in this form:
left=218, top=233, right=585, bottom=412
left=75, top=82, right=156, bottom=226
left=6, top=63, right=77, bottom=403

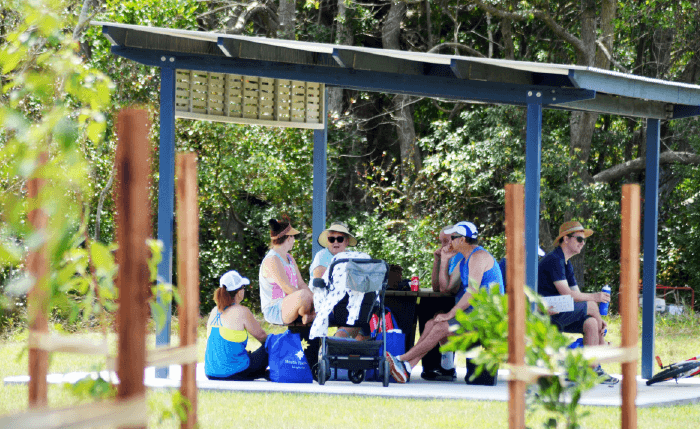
left=403, top=361, right=412, bottom=373
left=441, top=351, right=455, bottom=370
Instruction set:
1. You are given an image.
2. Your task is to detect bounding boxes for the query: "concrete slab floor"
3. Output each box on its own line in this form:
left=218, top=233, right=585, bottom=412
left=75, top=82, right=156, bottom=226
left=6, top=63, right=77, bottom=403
left=4, top=364, right=700, bottom=408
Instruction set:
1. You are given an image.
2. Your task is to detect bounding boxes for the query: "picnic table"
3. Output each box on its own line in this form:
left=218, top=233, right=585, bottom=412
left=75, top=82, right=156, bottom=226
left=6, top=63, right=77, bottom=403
left=385, top=289, right=455, bottom=368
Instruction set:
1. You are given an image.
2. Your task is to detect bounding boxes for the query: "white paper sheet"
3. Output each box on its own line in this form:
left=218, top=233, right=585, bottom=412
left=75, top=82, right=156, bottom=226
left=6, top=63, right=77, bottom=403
left=541, top=295, right=574, bottom=313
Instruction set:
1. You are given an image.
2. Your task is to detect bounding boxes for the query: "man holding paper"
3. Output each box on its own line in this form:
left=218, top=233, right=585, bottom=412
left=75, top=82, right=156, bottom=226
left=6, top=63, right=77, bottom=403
left=538, top=221, right=610, bottom=342
left=538, top=221, right=617, bottom=383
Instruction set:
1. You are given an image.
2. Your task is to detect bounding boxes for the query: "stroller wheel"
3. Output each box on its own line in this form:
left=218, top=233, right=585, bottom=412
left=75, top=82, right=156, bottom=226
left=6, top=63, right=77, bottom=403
left=318, top=360, right=328, bottom=385
left=348, top=369, right=365, bottom=384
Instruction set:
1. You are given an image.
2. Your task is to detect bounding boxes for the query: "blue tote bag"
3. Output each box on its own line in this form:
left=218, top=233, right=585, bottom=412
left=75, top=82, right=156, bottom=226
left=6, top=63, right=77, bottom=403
left=265, top=330, right=313, bottom=383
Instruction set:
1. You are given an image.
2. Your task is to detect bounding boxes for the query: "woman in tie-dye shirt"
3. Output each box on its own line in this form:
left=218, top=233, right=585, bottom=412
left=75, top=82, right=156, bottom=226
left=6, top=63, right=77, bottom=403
left=259, top=217, right=315, bottom=325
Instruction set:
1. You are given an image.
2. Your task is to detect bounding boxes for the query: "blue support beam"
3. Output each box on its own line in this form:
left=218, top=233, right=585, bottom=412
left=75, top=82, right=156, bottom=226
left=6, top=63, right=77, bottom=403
left=311, top=89, right=328, bottom=259
left=155, top=66, right=176, bottom=379
left=642, top=118, right=660, bottom=380
left=525, top=94, right=543, bottom=293
left=112, top=47, right=595, bottom=107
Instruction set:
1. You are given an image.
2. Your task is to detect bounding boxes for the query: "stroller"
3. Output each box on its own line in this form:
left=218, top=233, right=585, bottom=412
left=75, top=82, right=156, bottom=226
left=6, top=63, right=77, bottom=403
left=313, top=258, right=392, bottom=387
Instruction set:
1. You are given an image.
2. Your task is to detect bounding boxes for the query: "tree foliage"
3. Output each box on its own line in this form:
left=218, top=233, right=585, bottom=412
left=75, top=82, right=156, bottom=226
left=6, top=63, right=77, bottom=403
left=3, top=0, right=700, bottom=324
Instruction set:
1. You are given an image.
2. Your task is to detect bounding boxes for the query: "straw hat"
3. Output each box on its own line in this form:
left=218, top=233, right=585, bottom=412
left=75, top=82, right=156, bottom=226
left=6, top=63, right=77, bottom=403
left=318, top=222, right=357, bottom=248
left=553, top=221, right=594, bottom=247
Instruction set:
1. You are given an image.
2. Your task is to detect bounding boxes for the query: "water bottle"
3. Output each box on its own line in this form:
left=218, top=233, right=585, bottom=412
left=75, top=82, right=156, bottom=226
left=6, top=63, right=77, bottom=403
left=599, top=285, right=611, bottom=316
left=568, top=338, right=584, bottom=349
left=441, top=351, right=455, bottom=370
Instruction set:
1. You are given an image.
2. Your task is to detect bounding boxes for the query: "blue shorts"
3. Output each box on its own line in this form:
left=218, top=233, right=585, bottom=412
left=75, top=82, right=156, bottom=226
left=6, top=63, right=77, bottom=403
left=550, top=301, right=591, bottom=334
left=263, top=299, right=284, bottom=325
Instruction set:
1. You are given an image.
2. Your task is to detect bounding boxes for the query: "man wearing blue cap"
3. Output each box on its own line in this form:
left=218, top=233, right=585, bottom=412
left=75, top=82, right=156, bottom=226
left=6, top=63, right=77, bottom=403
left=385, top=221, right=504, bottom=383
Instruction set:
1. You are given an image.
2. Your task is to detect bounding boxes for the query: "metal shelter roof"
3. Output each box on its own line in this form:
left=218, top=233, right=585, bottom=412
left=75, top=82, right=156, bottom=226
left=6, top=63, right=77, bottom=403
left=94, top=21, right=698, bottom=381
left=95, top=21, right=700, bottom=119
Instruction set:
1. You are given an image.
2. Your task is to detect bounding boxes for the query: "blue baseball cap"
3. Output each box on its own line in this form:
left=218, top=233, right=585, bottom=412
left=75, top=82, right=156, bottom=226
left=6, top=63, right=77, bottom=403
left=444, top=221, right=478, bottom=239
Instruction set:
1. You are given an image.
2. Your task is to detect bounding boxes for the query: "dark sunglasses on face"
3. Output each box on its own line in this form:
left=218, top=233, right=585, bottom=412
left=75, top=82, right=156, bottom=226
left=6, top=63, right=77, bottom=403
left=451, top=235, right=463, bottom=240
left=568, top=235, right=586, bottom=243
left=328, top=236, right=345, bottom=243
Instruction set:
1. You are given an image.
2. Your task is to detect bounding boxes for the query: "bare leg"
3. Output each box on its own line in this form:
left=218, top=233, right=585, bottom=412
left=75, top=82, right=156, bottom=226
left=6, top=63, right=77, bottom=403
left=334, top=327, right=361, bottom=338
left=399, top=319, right=451, bottom=368
left=281, top=289, right=315, bottom=324
left=582, top=317, right=600, bottom=346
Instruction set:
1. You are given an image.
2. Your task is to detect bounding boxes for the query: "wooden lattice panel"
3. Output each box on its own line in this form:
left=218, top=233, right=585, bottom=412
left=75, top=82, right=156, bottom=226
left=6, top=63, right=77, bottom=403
left=175, top=70, right=325, bottom=129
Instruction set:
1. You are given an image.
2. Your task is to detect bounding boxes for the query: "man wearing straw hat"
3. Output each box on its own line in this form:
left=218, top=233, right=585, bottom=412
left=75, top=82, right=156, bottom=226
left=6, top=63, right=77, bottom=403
left=538, top=221, right=618, bottom=384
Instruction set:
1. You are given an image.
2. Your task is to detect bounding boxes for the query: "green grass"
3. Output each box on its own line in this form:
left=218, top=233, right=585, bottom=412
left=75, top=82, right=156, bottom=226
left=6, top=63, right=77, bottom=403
left=2, top=312, right=700, bottom=428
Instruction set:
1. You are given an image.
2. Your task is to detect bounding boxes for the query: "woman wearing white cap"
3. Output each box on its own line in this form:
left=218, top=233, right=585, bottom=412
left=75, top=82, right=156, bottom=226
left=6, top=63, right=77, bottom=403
left=259, top=217, right=315, bottom=325
left=204, top=270, right=269, bottom=381
left=309, top=221, right=358, bottom=279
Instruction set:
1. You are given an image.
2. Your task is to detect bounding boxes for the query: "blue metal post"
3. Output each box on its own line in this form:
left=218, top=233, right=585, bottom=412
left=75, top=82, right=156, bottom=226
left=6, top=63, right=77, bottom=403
left=525, top=94, right=543, bottom=293
left=155, top=66, right=176, bottom=378
left=642, top=118, right=660, bottom=379
left=311, top=89, right=328, bottom=259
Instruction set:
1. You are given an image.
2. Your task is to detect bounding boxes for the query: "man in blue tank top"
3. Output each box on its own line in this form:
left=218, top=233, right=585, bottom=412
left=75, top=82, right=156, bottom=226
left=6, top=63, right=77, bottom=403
left=385, top=222, right=504, bottom=383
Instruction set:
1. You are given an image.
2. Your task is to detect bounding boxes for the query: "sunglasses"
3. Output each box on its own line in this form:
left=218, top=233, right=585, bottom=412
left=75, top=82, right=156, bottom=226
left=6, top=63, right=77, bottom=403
left=451, top=235, right=463, bottom=240
left=328, top=236, right=345, bottom=243
left=568, top=235, right=586, bottom=243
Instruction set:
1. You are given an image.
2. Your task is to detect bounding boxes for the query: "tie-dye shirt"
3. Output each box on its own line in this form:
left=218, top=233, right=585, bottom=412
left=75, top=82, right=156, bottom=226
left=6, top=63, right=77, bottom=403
left=259, top=249, right=299, bottom=313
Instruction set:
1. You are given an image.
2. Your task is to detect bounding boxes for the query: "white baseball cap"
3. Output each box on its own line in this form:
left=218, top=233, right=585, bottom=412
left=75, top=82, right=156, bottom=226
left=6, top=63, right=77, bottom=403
left=444, top=221, right=479, bottom=239
left=220, top=270, right=250, bottom=292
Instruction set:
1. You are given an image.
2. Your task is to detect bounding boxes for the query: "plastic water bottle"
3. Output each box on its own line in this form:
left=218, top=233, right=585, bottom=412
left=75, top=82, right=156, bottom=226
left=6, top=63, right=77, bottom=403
left=441, top=351, right=455, bottom=370
left=568, top=338, right=584, bottom=349
left=599, top=285, right=611, bottom=316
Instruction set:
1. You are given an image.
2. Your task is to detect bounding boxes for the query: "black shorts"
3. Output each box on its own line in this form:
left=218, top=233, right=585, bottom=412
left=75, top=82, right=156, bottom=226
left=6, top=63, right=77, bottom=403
left=550, top=301, right=591, bottom=334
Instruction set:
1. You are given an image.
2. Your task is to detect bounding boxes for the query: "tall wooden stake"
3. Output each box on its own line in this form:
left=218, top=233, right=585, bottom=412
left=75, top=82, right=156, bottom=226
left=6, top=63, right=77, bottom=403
left=115, top=109, right=152, bottom=429
left=506, top=184, right=526, bottom=429
left=621, top=184, right=640, bottom=429
left=177, top=153, right=199, bottom=429
left=27, top=152, right=48, bottom=407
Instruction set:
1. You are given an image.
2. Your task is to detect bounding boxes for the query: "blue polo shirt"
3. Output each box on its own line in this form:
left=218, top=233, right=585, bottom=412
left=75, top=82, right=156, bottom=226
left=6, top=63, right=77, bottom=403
left=537, top=246, right=577, bottom=297
left=448, top=253, right=464, bottom=275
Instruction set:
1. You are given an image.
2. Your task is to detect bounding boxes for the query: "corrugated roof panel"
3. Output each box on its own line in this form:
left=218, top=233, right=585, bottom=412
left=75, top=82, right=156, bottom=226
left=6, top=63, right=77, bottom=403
left=93, top=21, right=700, bottom=111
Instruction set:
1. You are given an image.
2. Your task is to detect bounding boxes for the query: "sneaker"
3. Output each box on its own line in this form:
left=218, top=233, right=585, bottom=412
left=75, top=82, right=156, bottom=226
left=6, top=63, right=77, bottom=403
left=595, top=365, right=620, bottom=386
left=421, top=367, right=456, bottom=381
left=385, top=351, right=409, bottom=383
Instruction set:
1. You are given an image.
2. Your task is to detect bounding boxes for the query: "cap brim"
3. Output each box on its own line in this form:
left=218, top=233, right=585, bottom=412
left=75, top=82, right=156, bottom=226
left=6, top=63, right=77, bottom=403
left=287, top=226, right=300, bottom=235
left=443, top=226, right=461, bottom=236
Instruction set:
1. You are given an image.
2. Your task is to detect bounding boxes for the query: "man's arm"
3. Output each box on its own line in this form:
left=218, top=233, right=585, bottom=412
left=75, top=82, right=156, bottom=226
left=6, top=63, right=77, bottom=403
left=447, top=268, right=461, bottom=294
left=430, top=251, right=441, bottom=291
left=553, top=280, right=609, bottom=304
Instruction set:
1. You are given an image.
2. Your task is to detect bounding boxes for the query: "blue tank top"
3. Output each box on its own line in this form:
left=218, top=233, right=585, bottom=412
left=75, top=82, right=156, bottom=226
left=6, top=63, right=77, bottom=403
left=456, top=246, right=504, bottom=305
left=204, top=308, right=249, bottom=378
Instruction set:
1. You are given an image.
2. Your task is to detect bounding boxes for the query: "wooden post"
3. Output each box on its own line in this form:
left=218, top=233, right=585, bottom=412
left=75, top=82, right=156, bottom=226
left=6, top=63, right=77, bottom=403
left=506, top=184, right=526, bottom=429
left=27, top=152, right=49, bottom=407
left=115, top=109, right=152, bottom=429
left=620, top=184, right=640, bottom=429
left=176, top=153, right=199, bottom=429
